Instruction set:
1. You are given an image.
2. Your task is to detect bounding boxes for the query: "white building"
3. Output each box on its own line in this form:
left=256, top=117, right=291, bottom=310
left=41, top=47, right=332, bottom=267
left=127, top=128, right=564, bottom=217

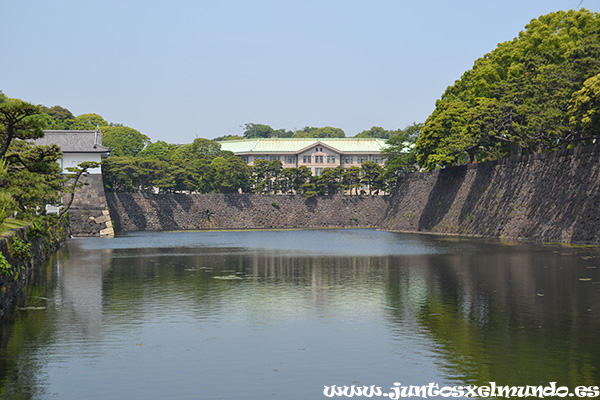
left=219, top=138, right=387, bottom=176
left=35, top=130, right=111, bottom=173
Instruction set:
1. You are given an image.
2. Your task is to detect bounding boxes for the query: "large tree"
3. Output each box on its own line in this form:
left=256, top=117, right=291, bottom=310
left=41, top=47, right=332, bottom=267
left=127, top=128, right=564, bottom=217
left=0, top=99, right=46, bottom=159
left=416, top=9, right=600, bottom=170
left=242, top=123, right=275, bottom=139
left=171, top=138, right=222, bottom=161
left=70, top=113, right=108, bottom=130
left=101, top=125, right=150, bottom=157
left=137, top=140, right=177, bottom=162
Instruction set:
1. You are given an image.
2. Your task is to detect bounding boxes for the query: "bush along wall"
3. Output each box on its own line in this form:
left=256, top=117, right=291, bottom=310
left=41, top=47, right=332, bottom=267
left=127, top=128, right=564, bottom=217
left=0, top=217, right=70, bottom=319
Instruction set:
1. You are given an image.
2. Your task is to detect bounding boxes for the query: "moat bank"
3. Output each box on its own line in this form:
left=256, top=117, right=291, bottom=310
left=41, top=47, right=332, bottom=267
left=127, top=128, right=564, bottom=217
left=0, top=218, right=69, bottom=319
left=381, top=144, right=600, bottom=244
left=106, top=193, right=390, bottom=232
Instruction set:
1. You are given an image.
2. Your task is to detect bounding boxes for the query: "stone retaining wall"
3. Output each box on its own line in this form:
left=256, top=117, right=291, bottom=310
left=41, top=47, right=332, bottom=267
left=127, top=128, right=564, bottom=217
left=0, top=218, right=70, bottom=319
left=67, top=174, right=114, bottom=237
left=106, top=193, right=390, bottom=232
left=380, top=144, right=600, bottom=244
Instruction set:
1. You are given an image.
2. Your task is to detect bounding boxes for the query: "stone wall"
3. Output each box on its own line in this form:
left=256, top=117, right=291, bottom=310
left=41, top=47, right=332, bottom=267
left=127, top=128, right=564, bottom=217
left=380, top=144, right=600, bottom=244
left=106, top=192, right=390, bottom=232
left=67, top=174, right=114, bottom=237
left=0, top=218, right=70, bottom=319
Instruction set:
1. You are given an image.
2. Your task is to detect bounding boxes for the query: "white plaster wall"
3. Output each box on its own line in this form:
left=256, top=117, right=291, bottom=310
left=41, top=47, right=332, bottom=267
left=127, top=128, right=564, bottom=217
left=61, top=153, right=103, bottom=174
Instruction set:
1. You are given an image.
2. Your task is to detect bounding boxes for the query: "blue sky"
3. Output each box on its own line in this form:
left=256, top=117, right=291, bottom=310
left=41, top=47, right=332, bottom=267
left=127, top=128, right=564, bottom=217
left=1, top=0, right=597, bottom=143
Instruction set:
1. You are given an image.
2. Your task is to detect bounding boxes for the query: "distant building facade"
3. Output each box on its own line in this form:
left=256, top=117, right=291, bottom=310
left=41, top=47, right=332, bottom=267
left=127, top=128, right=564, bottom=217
left=219, top=138, right=387, bottom=175
left=34, top=130, right=111, bottom=174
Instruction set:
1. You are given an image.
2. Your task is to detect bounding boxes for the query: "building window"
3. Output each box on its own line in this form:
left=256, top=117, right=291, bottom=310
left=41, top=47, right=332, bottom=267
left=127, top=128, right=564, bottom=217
left=269, top=156, right=280, bottom=161
left=315, top=155, right=323, bottom=163
left=241, top=156, right=248, bottom=163
left=344, top=156, right=353, bottom=164
left=303, top=155, right=311, bottom=163
left=358, top=156, right=366, bottom=164
left=374, top=157, right=381, bottom=163
left=286, top=156, right=294, bottom=164
left=327, top=155, right=336, bottom=163
left=315, top=168, right=323, bottom=176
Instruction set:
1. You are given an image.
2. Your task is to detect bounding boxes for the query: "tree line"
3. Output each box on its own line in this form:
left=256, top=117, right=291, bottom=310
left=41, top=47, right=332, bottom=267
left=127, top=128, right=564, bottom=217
left=102, top=125, right=420, bottom=197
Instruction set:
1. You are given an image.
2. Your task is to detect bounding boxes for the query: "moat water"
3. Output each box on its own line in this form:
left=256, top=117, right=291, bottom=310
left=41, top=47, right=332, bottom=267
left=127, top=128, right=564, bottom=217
left=0, top=229, right=599, bottom=399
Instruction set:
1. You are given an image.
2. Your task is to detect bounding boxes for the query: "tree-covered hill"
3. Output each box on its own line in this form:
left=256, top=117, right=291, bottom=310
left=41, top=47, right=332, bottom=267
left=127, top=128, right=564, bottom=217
left=416, top=9, right=600, bottom=170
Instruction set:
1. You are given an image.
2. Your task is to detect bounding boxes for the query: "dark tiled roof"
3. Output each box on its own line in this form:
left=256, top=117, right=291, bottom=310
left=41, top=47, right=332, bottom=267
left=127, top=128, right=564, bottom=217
left=35, top=130, right=111, bottom=153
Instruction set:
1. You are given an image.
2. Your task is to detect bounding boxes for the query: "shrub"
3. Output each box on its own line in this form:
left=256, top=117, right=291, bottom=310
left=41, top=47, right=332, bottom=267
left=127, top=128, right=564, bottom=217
left=10, top=237, right=31, bottom=261
left=0, top=253, right=14, bottom=277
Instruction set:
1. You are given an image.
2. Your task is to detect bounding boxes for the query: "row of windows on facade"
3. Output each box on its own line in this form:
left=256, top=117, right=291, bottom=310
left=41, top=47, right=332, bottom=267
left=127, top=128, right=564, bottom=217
left=241, top=155, right=382, bottom=164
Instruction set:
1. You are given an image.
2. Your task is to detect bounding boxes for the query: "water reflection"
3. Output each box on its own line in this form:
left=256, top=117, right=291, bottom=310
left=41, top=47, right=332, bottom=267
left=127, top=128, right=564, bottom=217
left=0, top=229, right=599, bottom=399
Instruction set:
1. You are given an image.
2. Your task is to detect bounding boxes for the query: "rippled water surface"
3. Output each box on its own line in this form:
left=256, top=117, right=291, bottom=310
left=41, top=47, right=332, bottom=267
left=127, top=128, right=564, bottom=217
left=1, top=229, right=599, bottom=399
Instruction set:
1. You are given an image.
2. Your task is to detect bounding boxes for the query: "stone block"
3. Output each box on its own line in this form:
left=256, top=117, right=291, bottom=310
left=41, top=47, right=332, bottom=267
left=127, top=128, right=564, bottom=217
left=95, top=215, right=110, bottom=224
left=99, top=227, right=114, bottom=237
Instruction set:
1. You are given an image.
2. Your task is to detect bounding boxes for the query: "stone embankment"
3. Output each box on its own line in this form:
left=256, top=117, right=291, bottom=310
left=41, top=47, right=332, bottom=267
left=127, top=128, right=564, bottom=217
left=106, top=193, right=390, bottom=232
left=67, top=174, right=114, bottom=237
left=380, top=144, right=600, bottom=244
left=0, top=218, right=70, bottom=319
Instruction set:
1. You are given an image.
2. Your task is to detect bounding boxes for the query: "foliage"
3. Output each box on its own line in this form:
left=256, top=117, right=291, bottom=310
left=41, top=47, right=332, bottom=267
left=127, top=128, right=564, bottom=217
left=354, top=126, right=391, bottom=139
left=242, top=123, right=275, bottom=138
left=26, top=220, right=49, bottom=240
left=213, top=134, right=245, bottom=141
left=0, top=253, right=13, bottom=277
left=382, top=123, right=422, bottom=186
left=296, top=126, right=345, bottom=138
left=360, top=161, right=384, bottom=195
left=568, top=72, right=600, bottom=140
left=171, top=138, right=222, bottom=161
left=10, top=237, right=31, bottom=261
left=137, top=140, right=177, bottom=162
left=69, top=113, right=108, bottom=130
left=101, top=125, right=150, bottom=157
left=59, top=161, right=102, bottom=217
left=210, top=156, right=251, bottom=193
left=3, top=141, right=63, bottom=216
left=342, top=166, right=362, bottom=195
left=416, top=9, right=600, bottom=170
left=0, top=99, right=47, bottom=159
left=0, top=190, right=16, bottom=226
left=0, top=159, right=16, bottom=224
left=271, top=201, right=280, bottom=209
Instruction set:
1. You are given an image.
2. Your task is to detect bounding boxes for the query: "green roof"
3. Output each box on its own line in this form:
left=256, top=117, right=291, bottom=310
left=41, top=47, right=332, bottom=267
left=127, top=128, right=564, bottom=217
left=220, top=138, right=387, bottom=154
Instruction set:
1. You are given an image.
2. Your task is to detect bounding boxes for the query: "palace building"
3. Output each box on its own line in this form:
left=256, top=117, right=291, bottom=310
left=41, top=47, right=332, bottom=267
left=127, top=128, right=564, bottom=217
left=219, top=138, right=387, bottom=175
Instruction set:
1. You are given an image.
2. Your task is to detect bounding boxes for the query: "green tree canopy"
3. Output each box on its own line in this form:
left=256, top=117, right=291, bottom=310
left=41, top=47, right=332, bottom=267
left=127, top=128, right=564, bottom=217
left=101, top=125, right=150, bottom=157
left=70, top=113, right=108, bottom=130
left=354, top=126, right=391, bottom=139
left=568, top=72, right=600, bottom=140
left=137, top=140, right=177, bottom=162
left=171, top=138, right=222, bottom=162
left=416, top=9, right=600, bottom=170
left=242, top=123, right=275, bottom=138
left=296, top=126, right=345, bottom=138
left=211, top=156, right=251, bottom=193
left=0, top=99, right=46, bottom=159
left=213, top=134, right=245, bottom=141
left=46, top=105, right=74, bottom=122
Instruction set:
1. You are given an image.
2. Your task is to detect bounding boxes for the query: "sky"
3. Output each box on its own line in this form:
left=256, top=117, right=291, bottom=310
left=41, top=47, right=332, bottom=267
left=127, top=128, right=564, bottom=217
left=1, top=0, right=598, bottom=144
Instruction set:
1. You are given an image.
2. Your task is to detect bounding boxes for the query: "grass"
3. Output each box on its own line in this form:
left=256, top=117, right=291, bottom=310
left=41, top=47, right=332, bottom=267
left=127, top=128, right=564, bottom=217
left=0, top=218, right=30, bottom=237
